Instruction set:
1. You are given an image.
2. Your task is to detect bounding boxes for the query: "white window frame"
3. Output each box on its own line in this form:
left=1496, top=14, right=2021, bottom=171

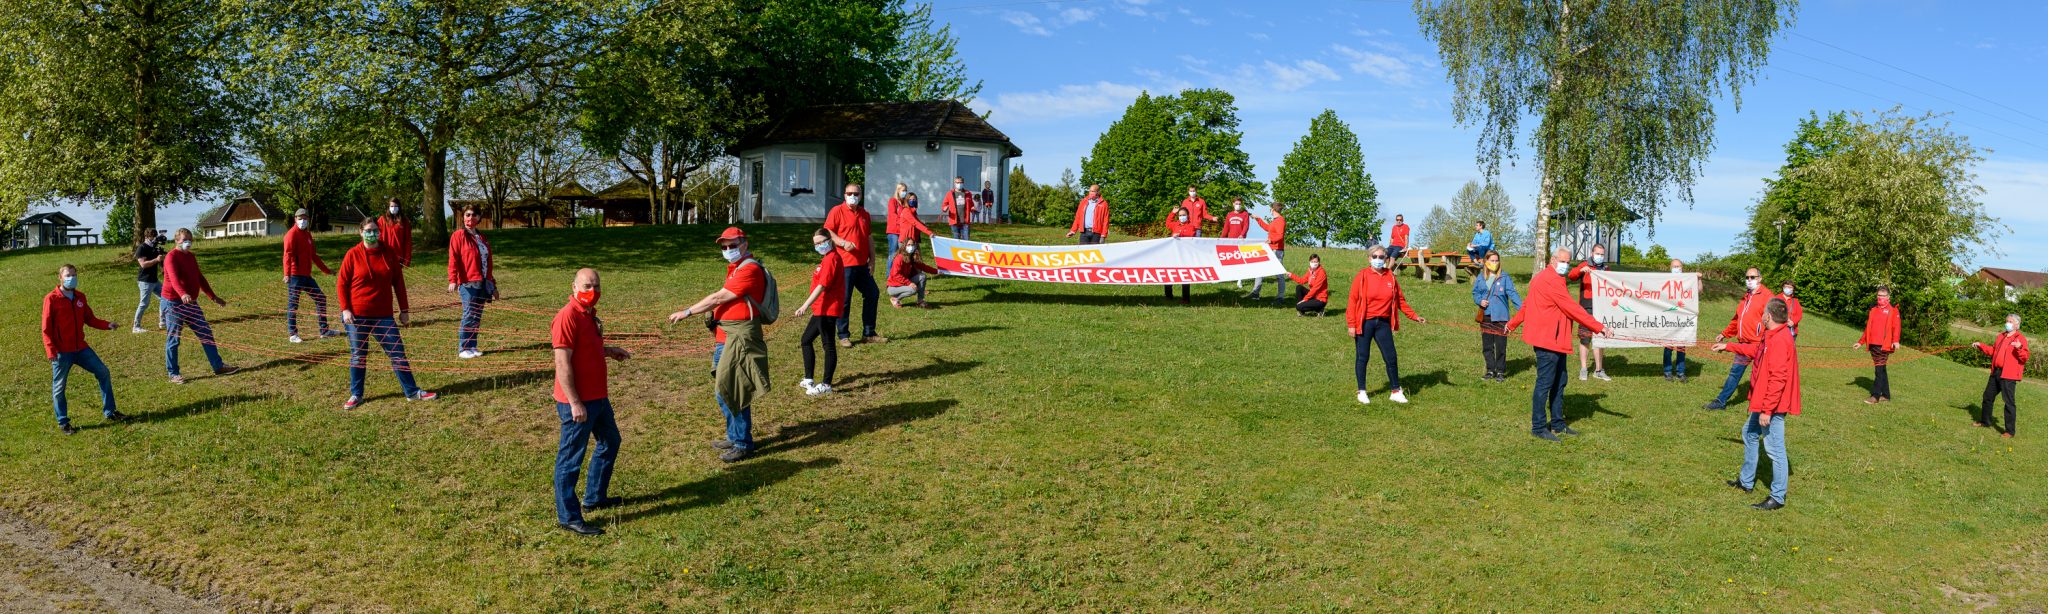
left=781, top=152, right=816, bottom=196
left=951, top=146, right=991, bottom=189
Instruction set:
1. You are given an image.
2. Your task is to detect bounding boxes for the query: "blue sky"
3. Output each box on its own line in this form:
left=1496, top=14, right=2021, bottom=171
left=944, top=0, right=2048, bottom=270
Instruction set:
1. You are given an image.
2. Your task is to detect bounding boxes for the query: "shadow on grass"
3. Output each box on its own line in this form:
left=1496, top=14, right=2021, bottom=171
left=760, top=399, right=958, bottom=456
left=1400, top=369, right=1451, bottom=394
left=611, top=457, right=843, bottom=523
left=1503, top=356, right=1533, bottom=378
left=1562, top=393, right=1632, bottom=425
left=430, top=369, right=553, bottom=397
left=242, top=349, right=347, bottom=375
left=127, top=393, right=269, bottom=425
left=894, top=325, right=1006, bottom=340
left=836, top=359, right=981, bottom=389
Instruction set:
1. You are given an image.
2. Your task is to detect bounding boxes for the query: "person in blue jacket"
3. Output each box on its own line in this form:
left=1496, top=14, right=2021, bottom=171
left=1465, top=221, right=1495, bottom=265
left=1472, top=250, right=1522, bottom=382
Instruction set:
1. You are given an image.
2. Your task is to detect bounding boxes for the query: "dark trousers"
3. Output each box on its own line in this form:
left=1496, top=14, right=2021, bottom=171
left=285, top=275, right=332, bottom=336
left=801, top=315, right=839, bottom=385
left=1480, top=321, right=1508, bottom=375
left=1164, top=284, right=1189, bottom=300
left=1296, top=287, right=1325, bottom=315
left=1354, top=317, right=1400, bottom=391
left=1871, top=348, right=1893, bottom=398
left=1531, top=348, right=1570, bottom=433
left=1077, top=231, right=1103, bottom=244
left=1663, top=348, right=1688, bottom=376
left=457, top=283, right=491, bottom=353
left=347, top=317, right=421, bottom=399
left=837, top=264, right=880, bottom=339
left=1982, top=374, right=2019, bottom=434
left=1388, top=246, right=1406, bottom=261
left=553, top=397, right=620, bottom=524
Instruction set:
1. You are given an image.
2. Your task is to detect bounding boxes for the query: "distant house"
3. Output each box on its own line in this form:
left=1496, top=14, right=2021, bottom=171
left=6, top=212, right=96, bottom=250
left=448, top=182, right=594, bottom=228
left=1553, top=203, right=1643, bottom=261
left=1976, top=267, right=2048, bottom=302
left=729, top=100, right=1022, bottom=223
left=200, top=192, right=288, bottom=239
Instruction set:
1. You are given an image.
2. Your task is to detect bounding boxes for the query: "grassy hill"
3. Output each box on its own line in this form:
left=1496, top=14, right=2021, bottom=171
left=1, top=224, right=2043, bottom=611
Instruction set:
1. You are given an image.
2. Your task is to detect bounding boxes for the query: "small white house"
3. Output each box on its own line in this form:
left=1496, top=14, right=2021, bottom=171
left=1555, top=206, right=1643, bottom=261
left=200, top=192, right=288, bottom=239
left=729, top=100, right=1022, bottom=223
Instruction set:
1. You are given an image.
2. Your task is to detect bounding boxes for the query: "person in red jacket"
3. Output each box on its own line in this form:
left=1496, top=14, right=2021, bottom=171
left=1162, top=208, right=1198, bottom=304
left=340, top=219, right=437, bottom=410
left=1175, top=186, right=1217, bottom=237
left=884, top=183, right=908, bottom=261
left=1287, top=254, right=1329, bottom=316
left=1506, top=248, right=1608, bottom=441
left=1067, top=185, right=1110, bottom=245
left=943, top=176, right=976, bottom=240
left=1387, top=214, right=1410, bottom=261
left=160, top=228, right=240, bottom=384
left=793, top=228, right=850, bottom=396
left=447, top=206, right=499, bottom=359
left=1713, top=298, right=1799, bottom=510
left=1347, top=246, right=1426, bottom=405
left=1565, top=243, right=1611, bottom=381
left=282, top=208, right=339, bottom=343
left=377, top=197, right=413, bottom=267
left=1707, top=268, right=1776, bottom=410
left=1854, top=286, right=1903, bottom=404
left=888, top=239, right=941, bottom=308
left=1780, top=281, right=1805, bottom=335
left=1973, top=313, right=2030, bottom=437
left=894, top=191, right=936, bottom=249
left=1247, top=203, right=1289, bottom=302
left=43, top=265, right=128, bottom=434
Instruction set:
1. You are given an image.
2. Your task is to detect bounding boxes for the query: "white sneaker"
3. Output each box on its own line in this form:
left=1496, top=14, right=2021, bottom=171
left=1592, top=370, right=1612, bottom=381
left=289, top=335, right=305, bottom=344
left=1578, top=370, right=1589, bottom=381
left=457, top=350, right=481, bottom=359
left=130, top=326, right=147, bottom=334
left=1389, top=390, right=1409, bottom=404
left=807, top=383, right=833, bottom=396
left=799, top=378, right=815, bottom=391
left=1356, top=391, right=1370, bottom=405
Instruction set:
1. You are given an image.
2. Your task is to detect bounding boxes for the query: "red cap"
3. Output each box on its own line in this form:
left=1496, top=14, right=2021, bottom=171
left=717, top=227, right=746, bottom=242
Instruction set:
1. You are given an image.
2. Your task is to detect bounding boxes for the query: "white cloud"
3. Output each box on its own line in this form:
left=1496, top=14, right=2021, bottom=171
left=1057, top=7, right=1098, bottom=24
left=991, top=82, right=1149, bottom=122
left=1002, top=11, right=1050, bottom=37
left=1249, top=32, right=1270, bottom=41
left=1115, top=0, right=1157, bottom=17
left=1333, top=44, right=1416, bottom=86
left=1186, top=58, right=1341, bottom=93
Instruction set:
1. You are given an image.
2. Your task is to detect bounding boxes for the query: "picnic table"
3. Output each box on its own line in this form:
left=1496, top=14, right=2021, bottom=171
left=1396, top=249, right=1480, bottom=284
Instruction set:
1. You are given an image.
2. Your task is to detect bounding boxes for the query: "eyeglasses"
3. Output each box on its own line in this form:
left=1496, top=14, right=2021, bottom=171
left=1744, top=275, right=1761, bottom=280
left=844, top=192, right=860, bottom=196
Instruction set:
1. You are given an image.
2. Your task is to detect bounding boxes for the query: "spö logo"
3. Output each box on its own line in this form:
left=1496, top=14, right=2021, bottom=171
left=1215, top=244, right=1270, bottom=265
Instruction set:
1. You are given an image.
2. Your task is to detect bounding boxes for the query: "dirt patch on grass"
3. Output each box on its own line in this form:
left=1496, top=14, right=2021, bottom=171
left=0, top=510, right=215, bottom=613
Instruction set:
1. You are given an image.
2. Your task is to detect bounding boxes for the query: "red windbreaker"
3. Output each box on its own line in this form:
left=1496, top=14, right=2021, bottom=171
left=1070, top=197, right=1110, bottom=236
left=1978, top=331, right=2032, bottom=381
left=1288, top=267, right=1329, bottom=302
left=1345, top=266, right=1421, bottom=332
left=282, top=226, right=332, bottom=277
left=42, top=287, right=112, bottom=359
left=889, top=253, right=938, bottom=288
left=1721, top=288, right=1778, bottom=343
left=942, top=189, right=976, bottom=226
left=1725, top=324, right=1803, bottom=415
left=1859, top=302, right=1902, bottom=348
left=1505, top=268, right=1604, bottom=354
left=446, top=227, right=495, bottom=285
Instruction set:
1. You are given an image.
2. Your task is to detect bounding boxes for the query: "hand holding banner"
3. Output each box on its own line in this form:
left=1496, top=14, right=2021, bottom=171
left=931, top=236, right=1288, bottom=285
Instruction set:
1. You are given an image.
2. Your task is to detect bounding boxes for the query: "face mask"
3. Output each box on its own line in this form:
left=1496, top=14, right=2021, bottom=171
left=845, top=194, right=860, bottom=205
left=2007, top=322, right=2017, bottom=333
left=1782, top=287, right=1793, bottom=297
left=178, top=241, right=192, bottom=251
left=955, top=183, right=964, bottom=190
left=904, top=245, right=917, bottom=255
left=814, top=242, right=831, bottom=255
left=1553, top=262, right=1569, bottom=276
left=1370, top=258, right=1386, bottom=270
left=361, top=231, right=379, bottom=246
left=1187, top=192, right=1197, bottom=199
left=1591, top=254, right=1605, bottom=265
left=1671, top=267, right=1682, bottom=274
left=1745, top=279, right=1759, bottom=291
left=1486, top=262, right=1499, bottom=272
left=387, top=206, right=399, bottom=215
left=1234, top=204, right=1243, bottom=211
left=61, top=276, right=77, bottom=290
left=1177, top=216, right=1189, bottom=224
left=721, top=246, right=744, bottom=263
left=296, top=219, right=309, bottom=230
left=576, top=289, right=600, bottom=308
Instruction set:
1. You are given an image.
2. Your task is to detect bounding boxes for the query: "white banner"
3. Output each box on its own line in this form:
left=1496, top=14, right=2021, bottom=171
left=930, top=236, right=1287, bottom=285
left=1590, top=271, right=1701, bottom=349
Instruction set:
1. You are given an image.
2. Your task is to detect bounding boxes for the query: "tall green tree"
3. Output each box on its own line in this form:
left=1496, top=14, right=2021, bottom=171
left=1779, top=109, right=1998, bottom=344
left=1429, top=180, right=1523, bottom=255
left=1739, top=111, right=1854, bottom=280
left=1415, top=0, right=1796, bottom=271
left=1160, top=89, right=1267, bottom=211
left=0, top=0, right=241, bottom=246
left=1272, top=109, right=1379, bottom=247
left=1080, top=92, right=1195, bottom=227
left=887, top=2, right=983, bottom=104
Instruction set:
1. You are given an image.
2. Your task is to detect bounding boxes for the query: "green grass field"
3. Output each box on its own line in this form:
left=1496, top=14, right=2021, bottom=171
left=2, top=223, right=2044, bottom=611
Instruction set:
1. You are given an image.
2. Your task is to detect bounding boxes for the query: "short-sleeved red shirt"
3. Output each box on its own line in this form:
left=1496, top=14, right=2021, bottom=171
left=810, top=249, right=849, bottom=318
left=550, top=301, right=607, bottom=403
left=713, top=258, right=768, bottom=342
left=824, top=203, right=875, bottom=266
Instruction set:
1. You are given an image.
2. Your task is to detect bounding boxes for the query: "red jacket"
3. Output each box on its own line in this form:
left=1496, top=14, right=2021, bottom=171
left=1289, top=267, right=1329, bottom=302
left=1346, top=266, right=1421, bottom=332
left=42, top=287, right=112, bottom=359
left=339, top=243, right=409, bottom=318
left=1978, top=331, right=2031, bottom=381
left=160, top=249, right=220, bottom=303
left=1255, top=215, right=1287, bottom=251
left=891, top=201, right=935, bottom=243
left=1726, top=324, right=1802, bottom=415
left=942, top=189, right=976, bottom=226
left=884, top=197, right=904, bottom=235
left=1506, top=268, right=1604, bottom=354
left=1785, top=296, right=1804, bottom=330
left=1566, top=261, right=1607, bottom=300
left=377, top=214, right=412, bottom=266
left=1389, top=223, right=1410, bottom=248
left=1070, top=197, right=1110, bottom=236
left=1178, top=197, right=1216, bottom=225
left=1221, top=210, right=1252, bottom=238
left=1166, top=217, right=1199, bottom=238
left=889, top=253, right=938, bottom=288
left=1859, top=302, right=1903, bottom=348
left=1721, top=288, right=1778, bottom=343
left=446, top=227, right=495, bottom=285
left=282, top=227, right=333, bottom=277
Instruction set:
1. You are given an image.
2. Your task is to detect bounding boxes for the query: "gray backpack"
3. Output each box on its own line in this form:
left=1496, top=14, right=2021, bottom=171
left=740, top=258, right=780, bottom=324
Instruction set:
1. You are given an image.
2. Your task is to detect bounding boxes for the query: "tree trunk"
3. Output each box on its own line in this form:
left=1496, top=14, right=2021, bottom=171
left=133, top=190, right=157, bottom=246
left=1533, top=172, right=1554, bottom=274
left=421, top=145, right=450, bottom=242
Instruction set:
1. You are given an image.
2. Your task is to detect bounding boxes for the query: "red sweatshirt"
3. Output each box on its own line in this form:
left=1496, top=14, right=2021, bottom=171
left=1255, top=215, right=1287, bottom=251
left=1346, top=266, right=1421, bottom=332
left=1389, top=223, right=1410, bottom=248
left=1221, top=210, right=1252, bottom=238
left=282, top=227, right=333, bottom=277
left=338, top=244, right=409, bottom=318
left=942, top=189, right=976, bottom=226
left=446, top=227, right=495, bottom=285
left=1978, top=331, right=2032, bottom=381
left=1725, top=324, right=1802, bottom=415
left=1288, top=267, right=1329, bottom=302
left=1859, top=302, right=1902, bottom=348
left=889, top=253, right=938, bottom=288
left=1720, top=287, right=1778, bottom=343
left=377, top=214, right=412, bottom=267
left=1167, top=218, right=1199, bottom=238
left=42, top=287, right=112, bottom=359
left=160, top=249, right=220, bottom=303
left=1505, top=268, right=1604, bottom=354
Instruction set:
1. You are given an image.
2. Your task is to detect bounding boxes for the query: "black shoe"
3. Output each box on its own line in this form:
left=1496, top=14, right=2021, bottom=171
left=1663, top=373, right=1674, bottom=382
left=1725, top=479, right=1753, bottom=494
left=59, top=424, right=77, bottom=436
left=1678, top=373, right=1689, bottom=383
left=1554, top=426, right=1581, bottom=437
left=1532, top=430, right=1561, bottom=442
left=720, top=448, right=750, bottom=463
left=1751, top=498, right=1785, bottom=511
left=557, top=520, right=605, bottom=536
left=582, top=497, right=625, bottom=511
left=105, top=411, right=132, bottom=423
left=1703, top=401, right=1726, bottom=410
left=711, top=440, right=734, bottom=450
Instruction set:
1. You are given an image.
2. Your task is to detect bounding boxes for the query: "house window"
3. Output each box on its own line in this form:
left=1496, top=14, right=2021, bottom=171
left=952, top=148, right=988, bottom=190
left=782, top=153, right=815, bottom=195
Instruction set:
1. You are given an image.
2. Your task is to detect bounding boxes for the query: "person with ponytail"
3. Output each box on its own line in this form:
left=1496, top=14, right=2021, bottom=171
left=793, top=228, right=850, bottom=396
left=1346, top=245, right=1425, bottom=405
left=1471, top=250, right=1521, bottom=382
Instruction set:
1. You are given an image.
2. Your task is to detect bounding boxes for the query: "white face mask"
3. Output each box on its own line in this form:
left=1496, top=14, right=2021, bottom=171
left=2006, top=322, right=2017, bottom=333
left=1370, top=258, right=1386, bottom=270
left=845, top=194, right=860, bottom=205
left=1187, top=192, right=1197, bottom=199
left=178, top=240, right=192, bottom=251
left=814, top=242, right=831, bottom=255
left=955, top=183, right=964, bottom=190
left=1553, top=262, right=1569, bottom=276
left=1308, top=261, right=1319, bottom=270
left=1746, top=279, right=1759, bottom=291
left=387, top=206, right=399, bottom=215
left=1234, top=204, right=1243, bottom=211
left=1591, top=253, right=1605, bottom=265
left=904, top=245, right=917, bottom=255
left=721, top=246, right=744, bottom=263
left=1670, top=267, right=1682, bottom=274
left=1782, top=287, right=1793, bottom=297
left=296, top=219, right=309, bottom=230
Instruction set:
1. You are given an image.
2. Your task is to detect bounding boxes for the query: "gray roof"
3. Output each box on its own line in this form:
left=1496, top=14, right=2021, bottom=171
left=18, top=212, right=82, bottom=227
left=730, top=100, right=1020, bottom=156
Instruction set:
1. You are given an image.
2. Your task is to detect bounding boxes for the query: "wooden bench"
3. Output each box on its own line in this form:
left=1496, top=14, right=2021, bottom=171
left=1395, top=249, right=1479, bottom=284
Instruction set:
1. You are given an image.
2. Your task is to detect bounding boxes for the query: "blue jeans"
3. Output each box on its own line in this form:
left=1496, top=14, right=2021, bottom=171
left=554, top=397, right=620, bottom=524
left=133, top=281, right=161, bottom=328
left=711, top=343, right=753, bottom=451
left=51, top=348, right=116, bottom=426
left=1531, top=348, right=1569, bottom=433
left=1248, top=250, right=1287, bottom=298
left=951, top=224, right=971, bottom=240
left=285, top=275, right=332, bottom=336
left=163, top=302, right=226, bottom=376
left=885, top=233, right=900, bottom=263
left=348, top=317, right=420, bottom=399
left=1714, top=359, right=1751, bottom=405
left=1353, top=317, right=1400, bottom=392
left=836, top=265, right=880, bottom=340
left=1662, top=349, right=1688, bottom=376
left=1388, top=246, right=1406, bottom=261
left=1738, top=413, right=1789, bottom=502
left=1468, top=247, right=1489, bottom=263
left=458, top=284, right=489, bottom=353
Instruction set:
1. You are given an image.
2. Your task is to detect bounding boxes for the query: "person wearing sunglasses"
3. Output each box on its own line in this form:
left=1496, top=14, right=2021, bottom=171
left=1707, top=268, right=1776, bottom=410
left=446, top=205, right=499, bottom=359
left=824, top=183, right=887, bottom=347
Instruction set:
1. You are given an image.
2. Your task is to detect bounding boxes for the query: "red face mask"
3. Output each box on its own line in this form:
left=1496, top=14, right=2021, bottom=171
left=576, top=289, right=600, bottom=308
left=1877, top=296, right=1890, bottom=307
left=464, top=217, right=479, bottom=229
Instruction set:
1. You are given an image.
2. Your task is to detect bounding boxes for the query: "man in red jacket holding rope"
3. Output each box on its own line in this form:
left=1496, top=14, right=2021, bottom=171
left=1507, top=248, right=1607, bottom=442
left=1713, top=298, right=1800, bottom=510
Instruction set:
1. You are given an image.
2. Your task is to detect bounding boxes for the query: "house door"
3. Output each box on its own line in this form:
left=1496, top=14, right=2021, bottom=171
left=953, top=152, right=984, bottom=194
left=747, top=157, right=764, bottom=223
